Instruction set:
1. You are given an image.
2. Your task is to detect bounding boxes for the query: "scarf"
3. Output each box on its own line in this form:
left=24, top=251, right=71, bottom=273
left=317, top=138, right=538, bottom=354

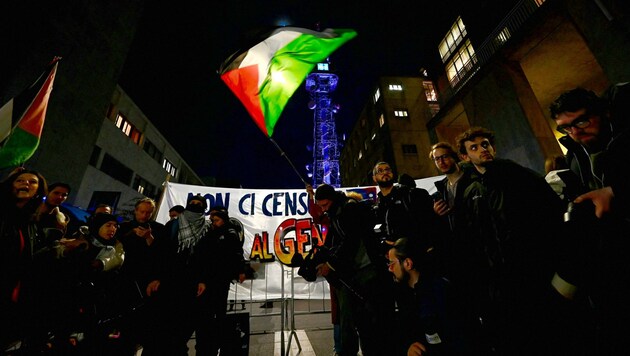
left=177, top=210, right=209, bottom=253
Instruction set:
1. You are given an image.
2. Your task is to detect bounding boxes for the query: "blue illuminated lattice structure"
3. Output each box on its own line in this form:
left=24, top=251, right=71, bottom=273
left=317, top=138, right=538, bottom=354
left=306, top=65, right=341, bottom=188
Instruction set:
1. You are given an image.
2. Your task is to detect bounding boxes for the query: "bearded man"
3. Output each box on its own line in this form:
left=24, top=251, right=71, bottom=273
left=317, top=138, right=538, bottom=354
left=372, top=161, right=438, bottom=252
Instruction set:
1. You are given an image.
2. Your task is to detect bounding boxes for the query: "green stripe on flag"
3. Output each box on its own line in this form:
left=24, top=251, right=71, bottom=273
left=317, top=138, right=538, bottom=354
left=259, top=30, right=357, bottom=137
left=0, top=128, right=40, bottom=169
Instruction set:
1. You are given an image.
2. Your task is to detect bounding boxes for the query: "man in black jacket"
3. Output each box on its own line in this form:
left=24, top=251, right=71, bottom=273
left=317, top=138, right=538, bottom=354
left=456, top=127, right=566, bottom=355
left=372, top=162, right=438, bottom=255
left=192, top=206, right=246, bottom=356
left=550, top=84, right=630, bottom=354
left=162, top=194, right=210, bottom=355
left=315, top=184, right=395, bottom=355
left=117, top=197, right=169, bottom=355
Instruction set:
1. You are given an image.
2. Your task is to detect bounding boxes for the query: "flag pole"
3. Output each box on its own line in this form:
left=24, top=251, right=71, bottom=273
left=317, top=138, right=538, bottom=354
left=269, top=138, right=308, bottom=185
left=154, top=173, right=171, bottom=220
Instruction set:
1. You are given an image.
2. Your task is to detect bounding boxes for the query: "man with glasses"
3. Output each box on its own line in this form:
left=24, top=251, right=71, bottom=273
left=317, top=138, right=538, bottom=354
left=429, top=142, right=470, bottom=231
left=372, top=162, right=437, bottom=252
left=550, top=84, right=630, bottom=353
left=455, top=127, right=566, bottom=354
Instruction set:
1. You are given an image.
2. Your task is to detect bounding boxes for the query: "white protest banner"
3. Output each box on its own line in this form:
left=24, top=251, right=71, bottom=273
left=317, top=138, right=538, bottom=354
left=155, top=177, right=442, bottom=300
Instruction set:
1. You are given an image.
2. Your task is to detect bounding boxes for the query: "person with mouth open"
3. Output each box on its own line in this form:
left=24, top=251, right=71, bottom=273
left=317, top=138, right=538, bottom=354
left=0, top=168, right=51, bottom=353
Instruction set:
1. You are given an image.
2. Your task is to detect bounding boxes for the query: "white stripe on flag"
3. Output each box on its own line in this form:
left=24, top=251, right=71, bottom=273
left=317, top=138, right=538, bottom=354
left=0, top=98, right=14, bottom=144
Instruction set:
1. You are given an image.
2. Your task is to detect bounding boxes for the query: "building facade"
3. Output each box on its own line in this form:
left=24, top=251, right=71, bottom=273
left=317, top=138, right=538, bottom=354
left=341, top=0, right=628, bottom=184
left=340, top=76, right=439, bottom=186
left=1, top=1, right=204, bottom=218
left=74, top=85, right=204, bottom=215
left=427, top=0, right=629, bottom=174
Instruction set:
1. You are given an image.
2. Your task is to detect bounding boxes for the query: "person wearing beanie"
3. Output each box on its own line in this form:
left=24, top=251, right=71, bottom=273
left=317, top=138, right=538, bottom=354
left=189, top=205, right=246, bottom=355
left=54, top=212, right=138, bottom=355
left=186, top=194, right=207, bottom=213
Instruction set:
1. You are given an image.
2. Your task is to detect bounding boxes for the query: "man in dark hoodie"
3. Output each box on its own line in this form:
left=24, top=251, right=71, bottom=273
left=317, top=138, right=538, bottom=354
left=314, top=184, right=395, bottom=355
left=550, top=84, right=630, bottom=354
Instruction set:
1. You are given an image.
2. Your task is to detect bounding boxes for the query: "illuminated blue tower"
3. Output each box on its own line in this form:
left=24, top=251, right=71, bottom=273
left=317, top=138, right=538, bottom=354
left=305, top=61, right=341, bottom=188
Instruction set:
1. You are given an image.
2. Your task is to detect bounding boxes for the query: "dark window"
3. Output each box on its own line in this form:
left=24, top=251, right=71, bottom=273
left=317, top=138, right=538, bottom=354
left=89, top=146, right=101, bottom=166
left=88, top=191, right=121, bottom=213
left=100, top=154, right=133, bottom=185
left=402, top=144, right=418, bottom=155
left=143, top=139, right=162, bottom=163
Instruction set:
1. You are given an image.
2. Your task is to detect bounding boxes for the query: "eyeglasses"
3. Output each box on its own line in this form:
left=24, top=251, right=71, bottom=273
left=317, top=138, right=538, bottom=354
left=433, top=154, right=451, bottom=162
left=556, top=114, right=591, bottom=134
left=376, top=167, right=392, bottom=175
left=387, top=259, right=400, bottom=267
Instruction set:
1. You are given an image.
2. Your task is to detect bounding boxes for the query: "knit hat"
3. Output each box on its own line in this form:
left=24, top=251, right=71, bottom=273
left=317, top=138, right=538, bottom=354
left=210, top=206, right=229, bottom=222
left=187, top=194, right=207, bottom=209
left=314, top=184, right=336, bottom=201
left=89, top=213, right=118, bottom=235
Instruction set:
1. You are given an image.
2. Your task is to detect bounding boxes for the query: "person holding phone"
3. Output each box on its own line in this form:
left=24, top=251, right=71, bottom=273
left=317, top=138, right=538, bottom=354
left=117, top=198, right=169, bottom=355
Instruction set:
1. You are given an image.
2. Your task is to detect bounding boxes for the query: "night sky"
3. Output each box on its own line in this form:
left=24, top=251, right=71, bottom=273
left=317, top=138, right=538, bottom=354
left=118, top=0, right=503, bottom=189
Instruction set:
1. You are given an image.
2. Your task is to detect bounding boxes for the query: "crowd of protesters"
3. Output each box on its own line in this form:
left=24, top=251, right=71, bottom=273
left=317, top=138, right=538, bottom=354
left=2, top=83, right=628, bottom=356
left=0, top=170, right=246, bottom=355
left=308, top=83, right=629, bottom=356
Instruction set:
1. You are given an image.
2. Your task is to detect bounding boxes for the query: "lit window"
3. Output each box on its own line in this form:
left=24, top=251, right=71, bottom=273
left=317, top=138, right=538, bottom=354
left=114, top=113, right=142, bottom=145
left=438, top=17, right=467, bottom=62
left=428, top=103, right=440, bottom=116
left=373, top=88, right=381, bottom=103
left=133, top=175, right=157, bottom=199
left=162, top=158, right=177, bottom=178
left=358, top=150, right=363, bottom=160
left=495, top=27, right=511, bottom=44
left=317, top=63, right=329, bottom=71
left=445, top=39, right=477, bottom=87
left=394, top=110, right=409, bottom=117
left=423, top=81, right=438, bottom=102
left=388, top=84, right=403, bottom=91
left=379, top=114, right=385, bottom=127
left=534, top=0, right=546, bottom=6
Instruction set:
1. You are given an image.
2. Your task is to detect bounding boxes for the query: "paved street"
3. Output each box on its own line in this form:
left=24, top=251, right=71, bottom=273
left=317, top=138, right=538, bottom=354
left=137, top=299, right=338, bottom=356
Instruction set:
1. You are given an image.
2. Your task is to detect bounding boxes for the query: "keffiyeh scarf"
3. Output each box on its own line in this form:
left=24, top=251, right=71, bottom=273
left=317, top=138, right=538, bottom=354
left=176, top=210, right=209, bottom=252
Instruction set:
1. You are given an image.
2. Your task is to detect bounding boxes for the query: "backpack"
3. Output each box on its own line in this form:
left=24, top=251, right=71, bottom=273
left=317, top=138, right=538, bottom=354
left=229, top=217, right=245, bottom=246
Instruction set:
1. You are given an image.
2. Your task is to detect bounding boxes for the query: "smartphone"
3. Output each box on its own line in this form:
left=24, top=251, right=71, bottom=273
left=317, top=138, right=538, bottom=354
left=431, top=191, right=443, bottom=202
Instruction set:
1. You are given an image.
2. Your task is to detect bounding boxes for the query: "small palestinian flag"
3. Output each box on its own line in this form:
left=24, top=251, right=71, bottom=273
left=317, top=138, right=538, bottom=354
left=0, top=57, right=60, bottom=169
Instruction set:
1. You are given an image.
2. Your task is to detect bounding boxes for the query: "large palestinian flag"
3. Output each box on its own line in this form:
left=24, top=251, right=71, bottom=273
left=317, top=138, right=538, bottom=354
left=219, top=27, right=357, bottom=137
